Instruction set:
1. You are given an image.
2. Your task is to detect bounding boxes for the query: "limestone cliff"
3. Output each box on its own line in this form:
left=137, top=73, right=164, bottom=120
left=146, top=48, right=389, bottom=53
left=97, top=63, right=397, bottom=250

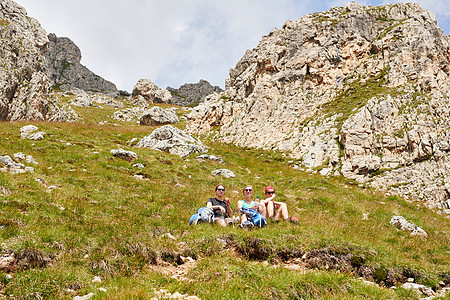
left=0, top=0, right=68, bottom=121
left=45, top=33, right=117, bottom=94
left=186, top=2, right=450, bottom=213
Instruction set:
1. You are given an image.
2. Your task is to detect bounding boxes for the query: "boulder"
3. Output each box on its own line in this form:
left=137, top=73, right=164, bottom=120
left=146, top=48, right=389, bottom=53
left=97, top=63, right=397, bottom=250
left=195, top=154, right=224, bottom=163
left=389, top=216, right=428, bottom=238
left=139, top=106, right=179, bottom=126
left=110, top=148, right=138, bottom=162
left=402, top=282, right=434, bottom=297
left=211, top=169, right=235, bottom=178
left=131, top=79, right=171, bottom=104
left=135, top=125, right=207, bottom=157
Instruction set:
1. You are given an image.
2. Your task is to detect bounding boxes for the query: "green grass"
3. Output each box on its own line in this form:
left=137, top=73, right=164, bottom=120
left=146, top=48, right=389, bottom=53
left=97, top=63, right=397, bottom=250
left=0, top=98, right=449, bottom=299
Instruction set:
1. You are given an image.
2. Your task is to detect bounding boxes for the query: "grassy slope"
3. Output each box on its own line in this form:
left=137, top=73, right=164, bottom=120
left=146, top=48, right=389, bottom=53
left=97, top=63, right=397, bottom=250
left=0, top=97, right=448, bottom=299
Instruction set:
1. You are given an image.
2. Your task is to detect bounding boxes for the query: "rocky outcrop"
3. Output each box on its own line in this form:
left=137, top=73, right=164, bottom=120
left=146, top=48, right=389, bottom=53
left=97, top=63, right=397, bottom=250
left=167, top=80, right=223, bottom=106
left=131, top=79, right=171, bottom=104
left=186, top=2, right=450, bottom=213
left=0, top=0, right=68, bottom=121
left=45, top=33, right=117, bottom=94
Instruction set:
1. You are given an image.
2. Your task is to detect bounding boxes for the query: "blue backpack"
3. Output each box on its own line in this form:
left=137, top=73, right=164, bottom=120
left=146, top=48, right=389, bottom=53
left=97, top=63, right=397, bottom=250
left=240, top=207, right=268, bottom=227
left=189, top=207, right=214, bottom=225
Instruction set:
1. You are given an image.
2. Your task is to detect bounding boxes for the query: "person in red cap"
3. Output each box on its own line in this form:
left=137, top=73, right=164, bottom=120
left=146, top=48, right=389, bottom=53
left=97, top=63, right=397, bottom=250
left=260, top=186, right=298, bottom=223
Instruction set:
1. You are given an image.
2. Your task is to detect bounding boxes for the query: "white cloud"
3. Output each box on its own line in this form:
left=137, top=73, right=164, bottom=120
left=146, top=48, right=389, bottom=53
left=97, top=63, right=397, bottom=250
left=12, top=0, right=450, bottom=92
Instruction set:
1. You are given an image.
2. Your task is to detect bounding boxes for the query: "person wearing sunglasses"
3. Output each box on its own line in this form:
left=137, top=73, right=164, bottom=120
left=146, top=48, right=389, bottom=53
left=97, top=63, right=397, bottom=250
left=206, top=184, right=233, bottom=227
left=237, top=185, right=260, bottom=227
left=260, top=186, right=297, bottom=223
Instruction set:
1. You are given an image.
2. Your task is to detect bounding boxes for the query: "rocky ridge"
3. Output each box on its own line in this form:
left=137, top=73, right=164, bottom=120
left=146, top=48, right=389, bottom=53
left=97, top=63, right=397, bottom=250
left=0, top=0, right=69, bottom=121
left=186, top=2, right=450, bottom=213
left=45, top=33, right=118, bottom=94
left=167, top=79, right=223, bottom=106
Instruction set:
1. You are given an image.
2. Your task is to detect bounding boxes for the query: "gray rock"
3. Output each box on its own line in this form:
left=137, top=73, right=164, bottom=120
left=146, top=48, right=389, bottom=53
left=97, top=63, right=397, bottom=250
left=195, top=154, right=224, bottom=163
left=0, top=155, right=33, bottom=174
left=0, top=0, right=68, bottom=121
left=131, top=79, right=171, bottom=104
left=402, top=282, right=434, bottom=297
left=130, top=95, right=149, bottom=108
left=167, top=79, right=223, bottom=106
left=45, top=33, right=117, bottom=93
left=0, top=155, right=24, bottom=169
left=92, top=94, right=124, bottom=108
left=20, top=125, right=39, bottom=134
left=14, top=153, right=38, bottom=165
left=69, top=92, right=92, bottom=107
left=389, top=216, right=428, bottom=237
left=111, top=148, right=138, bottom=162
left=132, top=163, right=145, bottom=169
left=27, top=132, right=45, bottom=140
left=135, top=125, right=207, bottom=157
left=113, top=107, right=145, bottom=122
left=211, top=169, right=235, bottom=178
left=139, top=106, right=179, bottom=126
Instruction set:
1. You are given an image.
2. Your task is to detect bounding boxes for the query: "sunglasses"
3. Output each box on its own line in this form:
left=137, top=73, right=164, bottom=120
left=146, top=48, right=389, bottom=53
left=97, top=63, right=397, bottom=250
left=244, top=189, right=253, bottom=192
left=266, top=191, right=275, bottom=194
left=216, top=188, right=225, bottom=191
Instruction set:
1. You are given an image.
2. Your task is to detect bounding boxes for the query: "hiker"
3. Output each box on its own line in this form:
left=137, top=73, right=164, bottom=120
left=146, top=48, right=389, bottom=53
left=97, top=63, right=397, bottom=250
left=206, top=184, right=233, bottom=227
left=237, top=185, right=260, bottom=227
left=259, top=185, right=299, bottom=223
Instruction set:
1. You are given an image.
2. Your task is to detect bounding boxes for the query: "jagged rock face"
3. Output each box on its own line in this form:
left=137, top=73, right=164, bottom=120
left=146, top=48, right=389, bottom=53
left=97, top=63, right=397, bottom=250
left=167, top=79, right=223, bottom=106
left=131, top=79, right=171, bottom=104
left=0, top=0, right=67, bottom=121
left=45, top=33, right=117, bottom=94
left=186, top=2, right=450, bottom=213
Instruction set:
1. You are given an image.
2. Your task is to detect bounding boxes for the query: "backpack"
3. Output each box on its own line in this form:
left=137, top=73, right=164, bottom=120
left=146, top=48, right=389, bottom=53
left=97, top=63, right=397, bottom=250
left=240, top=207, right=268, bottom=227
left=189, top=207, right=215, bottom=225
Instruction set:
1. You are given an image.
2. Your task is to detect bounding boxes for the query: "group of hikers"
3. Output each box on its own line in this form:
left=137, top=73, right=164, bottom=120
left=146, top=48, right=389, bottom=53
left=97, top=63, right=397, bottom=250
left=200, top=183, right=299, bottom=228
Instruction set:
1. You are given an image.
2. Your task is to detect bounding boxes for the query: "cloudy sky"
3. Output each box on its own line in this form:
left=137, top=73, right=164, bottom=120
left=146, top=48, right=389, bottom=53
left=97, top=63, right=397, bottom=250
left=14, top=0, right=450, bottom=92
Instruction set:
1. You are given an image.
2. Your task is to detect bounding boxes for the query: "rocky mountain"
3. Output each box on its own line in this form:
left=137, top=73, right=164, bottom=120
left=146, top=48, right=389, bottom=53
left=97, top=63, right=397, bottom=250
left=0, top=0, right=69, bottom=121
left=45, top=33, right=118, bottom=94
left=186, top=2, right=450, bottom=214
left=167, top=79, right=223, bottom=106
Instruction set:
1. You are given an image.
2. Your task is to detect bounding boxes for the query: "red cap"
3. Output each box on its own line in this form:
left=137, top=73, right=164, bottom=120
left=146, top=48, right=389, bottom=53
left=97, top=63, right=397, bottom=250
left=265, top=186, right=275, bottom=193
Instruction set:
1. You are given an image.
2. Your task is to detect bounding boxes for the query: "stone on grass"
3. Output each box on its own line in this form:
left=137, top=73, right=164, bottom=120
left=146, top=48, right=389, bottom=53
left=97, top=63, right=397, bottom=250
left=73, top=293, right=95, bottom=300
left=211, top=169, right=235, bottom=178
left=20, top=125, right=39, bottom=134
left=135, top=125, right=207, bottom=157
left=27, top=132, right=46, bottom=140
left=195, top=154, right=224, bottom=163
left=389, top=216, right=428, bottom=237
left=110, top=148, right=138, bottom=162
left=402, top=282, right=434, bottom=297
left=139, top=106, right=179, bottom=126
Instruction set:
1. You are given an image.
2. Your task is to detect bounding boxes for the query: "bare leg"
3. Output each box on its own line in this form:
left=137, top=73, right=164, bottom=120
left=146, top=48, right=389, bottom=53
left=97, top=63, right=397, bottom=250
left=258, top=202, right=267, bottom=218
left=274, top=202, right=289, bottom=220
left=265, top=201, right=275, bottom=218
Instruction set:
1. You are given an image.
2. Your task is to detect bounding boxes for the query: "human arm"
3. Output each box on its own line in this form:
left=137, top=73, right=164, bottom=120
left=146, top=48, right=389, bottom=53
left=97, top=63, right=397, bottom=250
left=225, top=197, right=233, bottom=217
left=261, top=194, right=276, bottom=204
left=207, top=201, right=226, bottom=213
